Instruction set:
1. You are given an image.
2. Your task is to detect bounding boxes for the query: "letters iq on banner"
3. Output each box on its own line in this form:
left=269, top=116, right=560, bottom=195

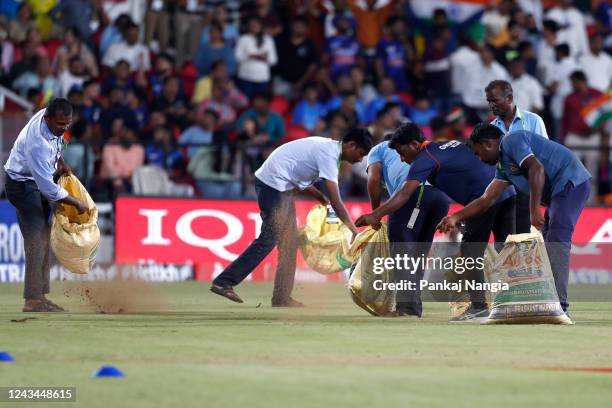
left=115, top=197, right=612, bottom=283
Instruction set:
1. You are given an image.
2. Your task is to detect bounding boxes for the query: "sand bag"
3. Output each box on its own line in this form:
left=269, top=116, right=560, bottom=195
left=483, top=228, right=572, bottom=324
left=298, top=204, right=351, bottom=274
left=50, top=174, right=100, bottom=274
left=347, top=223, right=395, bottom=316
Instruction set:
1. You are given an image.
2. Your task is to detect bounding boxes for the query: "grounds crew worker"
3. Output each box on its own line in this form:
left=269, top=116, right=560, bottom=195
left=211, top=128, right=373, bottom=307
left=4, top=98, right=88, bottom=312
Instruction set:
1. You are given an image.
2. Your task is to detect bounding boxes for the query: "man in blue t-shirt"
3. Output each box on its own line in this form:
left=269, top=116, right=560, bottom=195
left=357, top=123, right=516, bottom=322
left=439, top=124, right=591, bottom=313
left=367, top=139, right=450, bottom=317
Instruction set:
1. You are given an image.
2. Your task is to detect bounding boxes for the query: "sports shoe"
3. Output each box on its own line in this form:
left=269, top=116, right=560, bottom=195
left=210, top=285, right=244, bottom=303
left=449, top=303, right=490, bottom=323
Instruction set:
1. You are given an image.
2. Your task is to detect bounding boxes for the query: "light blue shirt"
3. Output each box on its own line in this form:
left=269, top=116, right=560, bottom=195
left=366, top=141, right=429, bottom=196
left=491, top=107, right=549, bottom=139
left=4, top=109, right=69, bottom=201
left=495, top=130, right=591, bottom=205
left=178, top=126, right=214, bottom=159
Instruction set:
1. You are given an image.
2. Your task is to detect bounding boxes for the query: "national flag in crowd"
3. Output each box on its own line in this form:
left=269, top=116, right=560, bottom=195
left=581, top=93, right=612, bottom=129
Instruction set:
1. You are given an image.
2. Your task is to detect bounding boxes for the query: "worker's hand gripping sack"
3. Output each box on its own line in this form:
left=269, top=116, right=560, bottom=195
left=298, top=204, right=351, bottom=274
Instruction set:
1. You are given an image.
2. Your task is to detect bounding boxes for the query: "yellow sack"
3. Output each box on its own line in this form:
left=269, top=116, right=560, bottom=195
left=298, top=205, right=351, bottom=274
left=347, top=223, right=395, bottom=316
left=483, top=228, right=572, bottom=325
left=50, top=174, right=100, bottom=274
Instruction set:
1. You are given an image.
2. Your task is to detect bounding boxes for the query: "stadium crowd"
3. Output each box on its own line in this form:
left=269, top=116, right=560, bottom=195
left=0, top=0, right=610, bottom=203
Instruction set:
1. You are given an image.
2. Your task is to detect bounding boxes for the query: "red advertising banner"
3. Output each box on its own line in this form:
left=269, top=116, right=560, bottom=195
left=115, top=197, right=612, bottom=282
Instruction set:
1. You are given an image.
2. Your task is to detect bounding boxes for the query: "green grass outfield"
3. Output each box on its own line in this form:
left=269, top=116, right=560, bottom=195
left=1, top=281, right=612, bottom=408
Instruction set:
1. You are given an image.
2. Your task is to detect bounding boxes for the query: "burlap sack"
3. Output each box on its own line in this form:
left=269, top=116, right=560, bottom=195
left=50, top=174, right=100, bottom=274
left=483, top=228, right=572, bottom=324
left=347, top=224, right=395, bottom=316
left=298, top=205, right=351, bottom=274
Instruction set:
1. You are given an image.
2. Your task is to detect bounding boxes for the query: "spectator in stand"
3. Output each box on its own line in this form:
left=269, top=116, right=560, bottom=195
left=579, top=32, right=612, bottom=93
left=145, top=125, right=184, bottom=174
left=102, top=21, right=151, bottom=72
left=200, top=4, right=239, bottom=46
left=237, top=92, right=285, bottom=146
left=0, top=21, right=14, bottom=78
left=325, top=90, right=361, bottom=129
left=100, top=14, right=135, bottom=62
left=8, top=4, right=36, bottom=44
left=292, top=82, right=326, bottom=133
left=126, top=87, right=149, bottom=130
left=179, top=108, right=218, bottom=159
left=321, top=111, right=348, bottom=141
left=198, top=80, right=247, bottom=128
left=99, top=87, right=139, bottom=139
left=495, top=19, right=524, bottom=68
left=58, top=56, right=87, bottom=97
left=430, top=116, right=453, bottom=141
left=141, top=110, right=168, bottom=144
left=462, top=44, right=509, bottom=124
left=422, top=25, right=452, bottom=105
left=235, top=16, right=277, bottom=99
left=368, top=102, right=396, bottom=144
left=152, top=76, right=189, bottom=130
left=53, top=27, right=98, bottom=78
left=508, top=58, right=544, bottom=114
left=144, top=0, right=170, bottom=54
left=192, top=60, right=242, bottom=105
left=48, top=0, right=93, bottom=40
left=174, top=0, right=205, bottom=67
left=323, top=15, right=361, bottom=81
left=325, top=75, right=367, bottom=124
left=100, top=121, right=145, bottom=195
left=517, top=40, right=538, bottom=78
left=139, top=53, right=174, bottom=99
left=376, top=16, right=413, bottom=92
left=537, top=19, right=561, bottom=82
left=12, top=55, right=60, bottom=99
left=350, top=66, right=378, bottom=105
left=482, top=0, right=513, bottom=42
left=244, top=0, right=283, bottom=36
left=449, top=33, right=479, bottom=102
left=366, top=76, right=402, bottom=124
left=346, top=0, right=396, bottom=51
left=273, top=15, right=319, bottom=100
left=546, top=0, right=589, bottom=58
left=562, top=70, right=602, bottom=202
left=546, top=43, right=578, bottom=140
left=80, top=79, right=102, bottom=126
left=195, top=22, right=236, bottom=77
left=101, top=60, right=134, bottom=97
left=407, top=95, right=439, bottom=127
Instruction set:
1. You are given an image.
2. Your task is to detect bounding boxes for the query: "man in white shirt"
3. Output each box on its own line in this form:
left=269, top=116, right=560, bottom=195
left=462, top=44, right=509, bottom=122
left=545, top=0, right=589, bottom=58
left=537, top=19, right=561, bottom=83
left=508, top=58, right=544, bottom=113
left=210, top=129, right=373, bottom=307
left=449, top=34, right=480, bottom=98
left=102, top=22, right=151, bottom=71
left=579, top=32, right=612, bottom=92
left=546, top=43, right=578, bottom=136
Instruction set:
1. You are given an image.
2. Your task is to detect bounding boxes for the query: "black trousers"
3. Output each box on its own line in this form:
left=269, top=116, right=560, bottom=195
left=213, top=178, right=298, bottom=303
left=4, top=177, right=52, bottom=300
left=388, top=185, right=450, bottom=316
left=461, top=196, right=516, bottom=304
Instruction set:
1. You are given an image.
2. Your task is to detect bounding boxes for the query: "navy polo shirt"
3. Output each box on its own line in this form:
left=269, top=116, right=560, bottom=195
left=407, top=140, right=516, bottom=206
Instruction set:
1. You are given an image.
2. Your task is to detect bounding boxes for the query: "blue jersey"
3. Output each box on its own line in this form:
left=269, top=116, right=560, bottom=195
left=495, top=130, right=591, bottom=205
left=407, top=140, right=515, bottom=206
left=367, top=141, right=412, bottom=196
